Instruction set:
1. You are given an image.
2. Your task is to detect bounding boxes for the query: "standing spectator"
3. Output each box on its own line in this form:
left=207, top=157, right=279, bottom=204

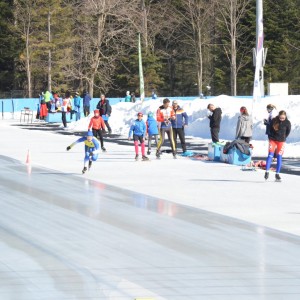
left=130, top=92, right=136, bottom=103
left=264, top=104, right=278, bottom=137
left=171, top=100, right=188, bottom=153
left=66, top=131, right=100, bottom=174
left=39, top=92, right=48, bottom=120
left=235, top=106, right=253, bottom=143
left=264, top=110, right=291, bottom=181
left=156, top=98, right=177, bottom=159
left=88, top=109, right=106, bottom=152
left=128, top=112, right=149, bottom=161
left=124, top=91, right=131, bottom=102
left=151, top=90, right=157, bottom=99
left=61, top=91, right=72, bottom=128
left=207, top=103, right=222, bottom=143
left=83, top=91, right=91, bottom=117
left=44, top=90, right=53, bottom=112
left=97, top=94, right=112, bottom=134
left=146, top=112, right=159, bottom=155
left=73, top=92, right=82, bottom=121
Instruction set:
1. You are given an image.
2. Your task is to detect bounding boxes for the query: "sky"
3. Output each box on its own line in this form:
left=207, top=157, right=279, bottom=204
left=66, top=95, right=300, bottom=158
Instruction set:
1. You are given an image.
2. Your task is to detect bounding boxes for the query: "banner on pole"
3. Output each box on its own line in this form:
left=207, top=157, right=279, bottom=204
left=138, top=33, right=145, bottom=103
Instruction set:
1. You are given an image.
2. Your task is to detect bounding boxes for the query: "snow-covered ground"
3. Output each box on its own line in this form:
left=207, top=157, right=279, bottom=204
left=64, top=94, right=300, bottom=158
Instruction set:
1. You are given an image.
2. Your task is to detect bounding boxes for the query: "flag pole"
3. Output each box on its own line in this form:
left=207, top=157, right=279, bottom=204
left=138, top=33, right=145, bottom=103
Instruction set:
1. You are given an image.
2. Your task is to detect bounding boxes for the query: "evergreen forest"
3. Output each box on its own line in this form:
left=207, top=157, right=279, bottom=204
left=1, top=0, right=300, bottom=98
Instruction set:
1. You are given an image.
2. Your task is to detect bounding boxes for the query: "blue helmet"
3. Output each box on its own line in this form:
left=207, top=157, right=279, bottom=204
left=87, top=131, right=93, bottom=136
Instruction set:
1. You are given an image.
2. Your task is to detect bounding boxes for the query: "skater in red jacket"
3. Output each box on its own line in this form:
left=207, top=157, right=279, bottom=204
left=88, top=109, right=106, bottom=152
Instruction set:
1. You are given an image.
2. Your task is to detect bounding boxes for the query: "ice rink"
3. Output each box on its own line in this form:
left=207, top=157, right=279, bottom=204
left=1, top=120, right=300, bottom=299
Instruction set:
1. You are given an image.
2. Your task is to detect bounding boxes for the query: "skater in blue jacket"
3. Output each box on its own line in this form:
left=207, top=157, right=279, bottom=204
left=146, top=112, right=159, bottom=155
left=66, top=131, right=100, bottom=173
left=128, top=112, right=149, bottom=161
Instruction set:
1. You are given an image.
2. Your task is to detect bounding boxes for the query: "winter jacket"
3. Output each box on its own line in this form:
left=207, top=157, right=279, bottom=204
left=268, top=117, right=291, bottom=142
left=223, top=139, right=251, bottom=156
left=83, top=93, right=91, bottom=107
left=124, top=95, right=131, bottom=102
left=236, top=114, right=253, bottom=139
left=70, top=136, right=100, bottom=151
left=61, top=97, right=71, bottom=112
left=88, top=116, right=105, bottom=130
left=146, top=116, right=159, bottom=135
left=73, top=96, right=82, bottom=108
left=264, top=109, right=278, bottom=136
left=97, top=99, right=112, bottom=116
left=129, top=119, right=146, bottom=137
left=208, top=107, right=222, bottom=128
left=171, top=106, right=188, bottom=128
left=156, top=105, right=175, bottom=129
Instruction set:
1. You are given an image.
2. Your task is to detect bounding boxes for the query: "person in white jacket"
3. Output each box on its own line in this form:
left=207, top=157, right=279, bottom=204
left=235, top=106, right=253, bottom=143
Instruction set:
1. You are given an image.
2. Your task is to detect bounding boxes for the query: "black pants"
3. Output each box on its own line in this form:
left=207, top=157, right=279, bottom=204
left=210, top=127, right=220, bottom=143
left=83, top=106, right=90, bottom=117
left=62, top=112, right=67, bottom=127
left=157, top=127, right=176, bottom=153
left=92, top=128, right=104, bottom=148
left=104, top=120, right=112, bottom=133
left=173, top=127, right=186, bottom=152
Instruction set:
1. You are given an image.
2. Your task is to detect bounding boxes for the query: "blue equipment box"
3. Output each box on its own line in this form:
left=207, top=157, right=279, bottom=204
left=227, top=148, right=251, bottom=166
left=208, top=143, right=221, bottom=161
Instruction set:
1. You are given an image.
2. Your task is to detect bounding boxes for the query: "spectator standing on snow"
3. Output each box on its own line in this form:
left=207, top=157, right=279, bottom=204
left=235, top=106, right=253, bottom=144
left=73, top=92, right=82, bottom=121
left=83, top=91, right=91, bottom=117
left=146, top=112, right=159, bottom=155
left=264, top=104, right=278, bottom=137
left=124, top=91, right=131, bottom=102
left=130, top=92, right=136, bottom=103
left=66, top=131, right=100, bottom=174
left=264, top=110, right=291, bottom=182
left=88, top=109, right=106, bottom=152
left=156, top=98, right=177, bottom=159
left=128, top=112, right=149, bottom=161
left=171, top=100, right=188, bottom=153
left=97, top=94, right=112, bottom=134
left=61, top=91, right=72, bottom=128
left=207, top=103, right=222, bottom=143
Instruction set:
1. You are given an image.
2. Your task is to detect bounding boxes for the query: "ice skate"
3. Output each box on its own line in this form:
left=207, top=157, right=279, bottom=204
left=142, top=155, right=149, bottom=161
left=275, top=173, right=281, bottom=182
left=135, top=154, right=139, bottom=161
left=264, top=171, right=269, bottom=180
left=88, top=160, right=92, bottom=170
left=82, top=166, right=87, bottom=174
left=101, top=147, right=106, bottom=152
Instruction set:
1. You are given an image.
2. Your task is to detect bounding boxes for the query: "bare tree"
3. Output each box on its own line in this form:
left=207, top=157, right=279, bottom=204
left=216, top=0, right=252, bottom=96
left=70, top=0, right=141, bottom=97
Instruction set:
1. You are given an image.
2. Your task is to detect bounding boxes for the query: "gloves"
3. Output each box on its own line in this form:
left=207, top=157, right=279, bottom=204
left=66, top=146, right=71, bottom=151
left=263, top=119, right=268, bottom=125
left=87, top=151, right=94, bottom=156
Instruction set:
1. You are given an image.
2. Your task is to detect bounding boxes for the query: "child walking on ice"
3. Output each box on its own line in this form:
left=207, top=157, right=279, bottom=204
left=128, top=112, right=149, bottom=161
left=66, top=131, right=100, bottom=174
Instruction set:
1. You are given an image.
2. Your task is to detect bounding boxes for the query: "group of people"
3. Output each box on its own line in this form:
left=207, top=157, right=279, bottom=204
left=66, top=98, right=291, bottom=180
left=207, top=102, right=291, bottom=181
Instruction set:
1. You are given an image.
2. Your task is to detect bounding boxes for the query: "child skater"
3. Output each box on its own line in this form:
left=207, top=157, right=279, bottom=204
left=128, top=112, right=149, bottom=161
left=66, top=131, right=100, bottom=174
left=146, top=112, right=159, bottom=155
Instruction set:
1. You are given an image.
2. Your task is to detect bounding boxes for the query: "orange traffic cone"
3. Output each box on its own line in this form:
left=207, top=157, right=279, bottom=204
left=26, top=150, right=31, bottom=164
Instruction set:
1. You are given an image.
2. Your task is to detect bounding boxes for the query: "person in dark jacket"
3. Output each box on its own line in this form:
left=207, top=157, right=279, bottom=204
left=207, top=103, right=222, bottom=143
left=96, top=94, right=112, bottom=133
left=83, top=91, right=91, bottom=117
left=264, top=110, right=291, bottom=181
left=171, top=100, right=189, bottom=153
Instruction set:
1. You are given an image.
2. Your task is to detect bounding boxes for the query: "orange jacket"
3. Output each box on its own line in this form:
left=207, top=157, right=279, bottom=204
left=156, top=105, right=175, bottom=126
left=88, top=116, right=105, bottom=130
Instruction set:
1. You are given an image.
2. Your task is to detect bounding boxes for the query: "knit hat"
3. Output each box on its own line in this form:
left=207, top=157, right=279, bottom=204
left=147, top=112, right=153, bottom=117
